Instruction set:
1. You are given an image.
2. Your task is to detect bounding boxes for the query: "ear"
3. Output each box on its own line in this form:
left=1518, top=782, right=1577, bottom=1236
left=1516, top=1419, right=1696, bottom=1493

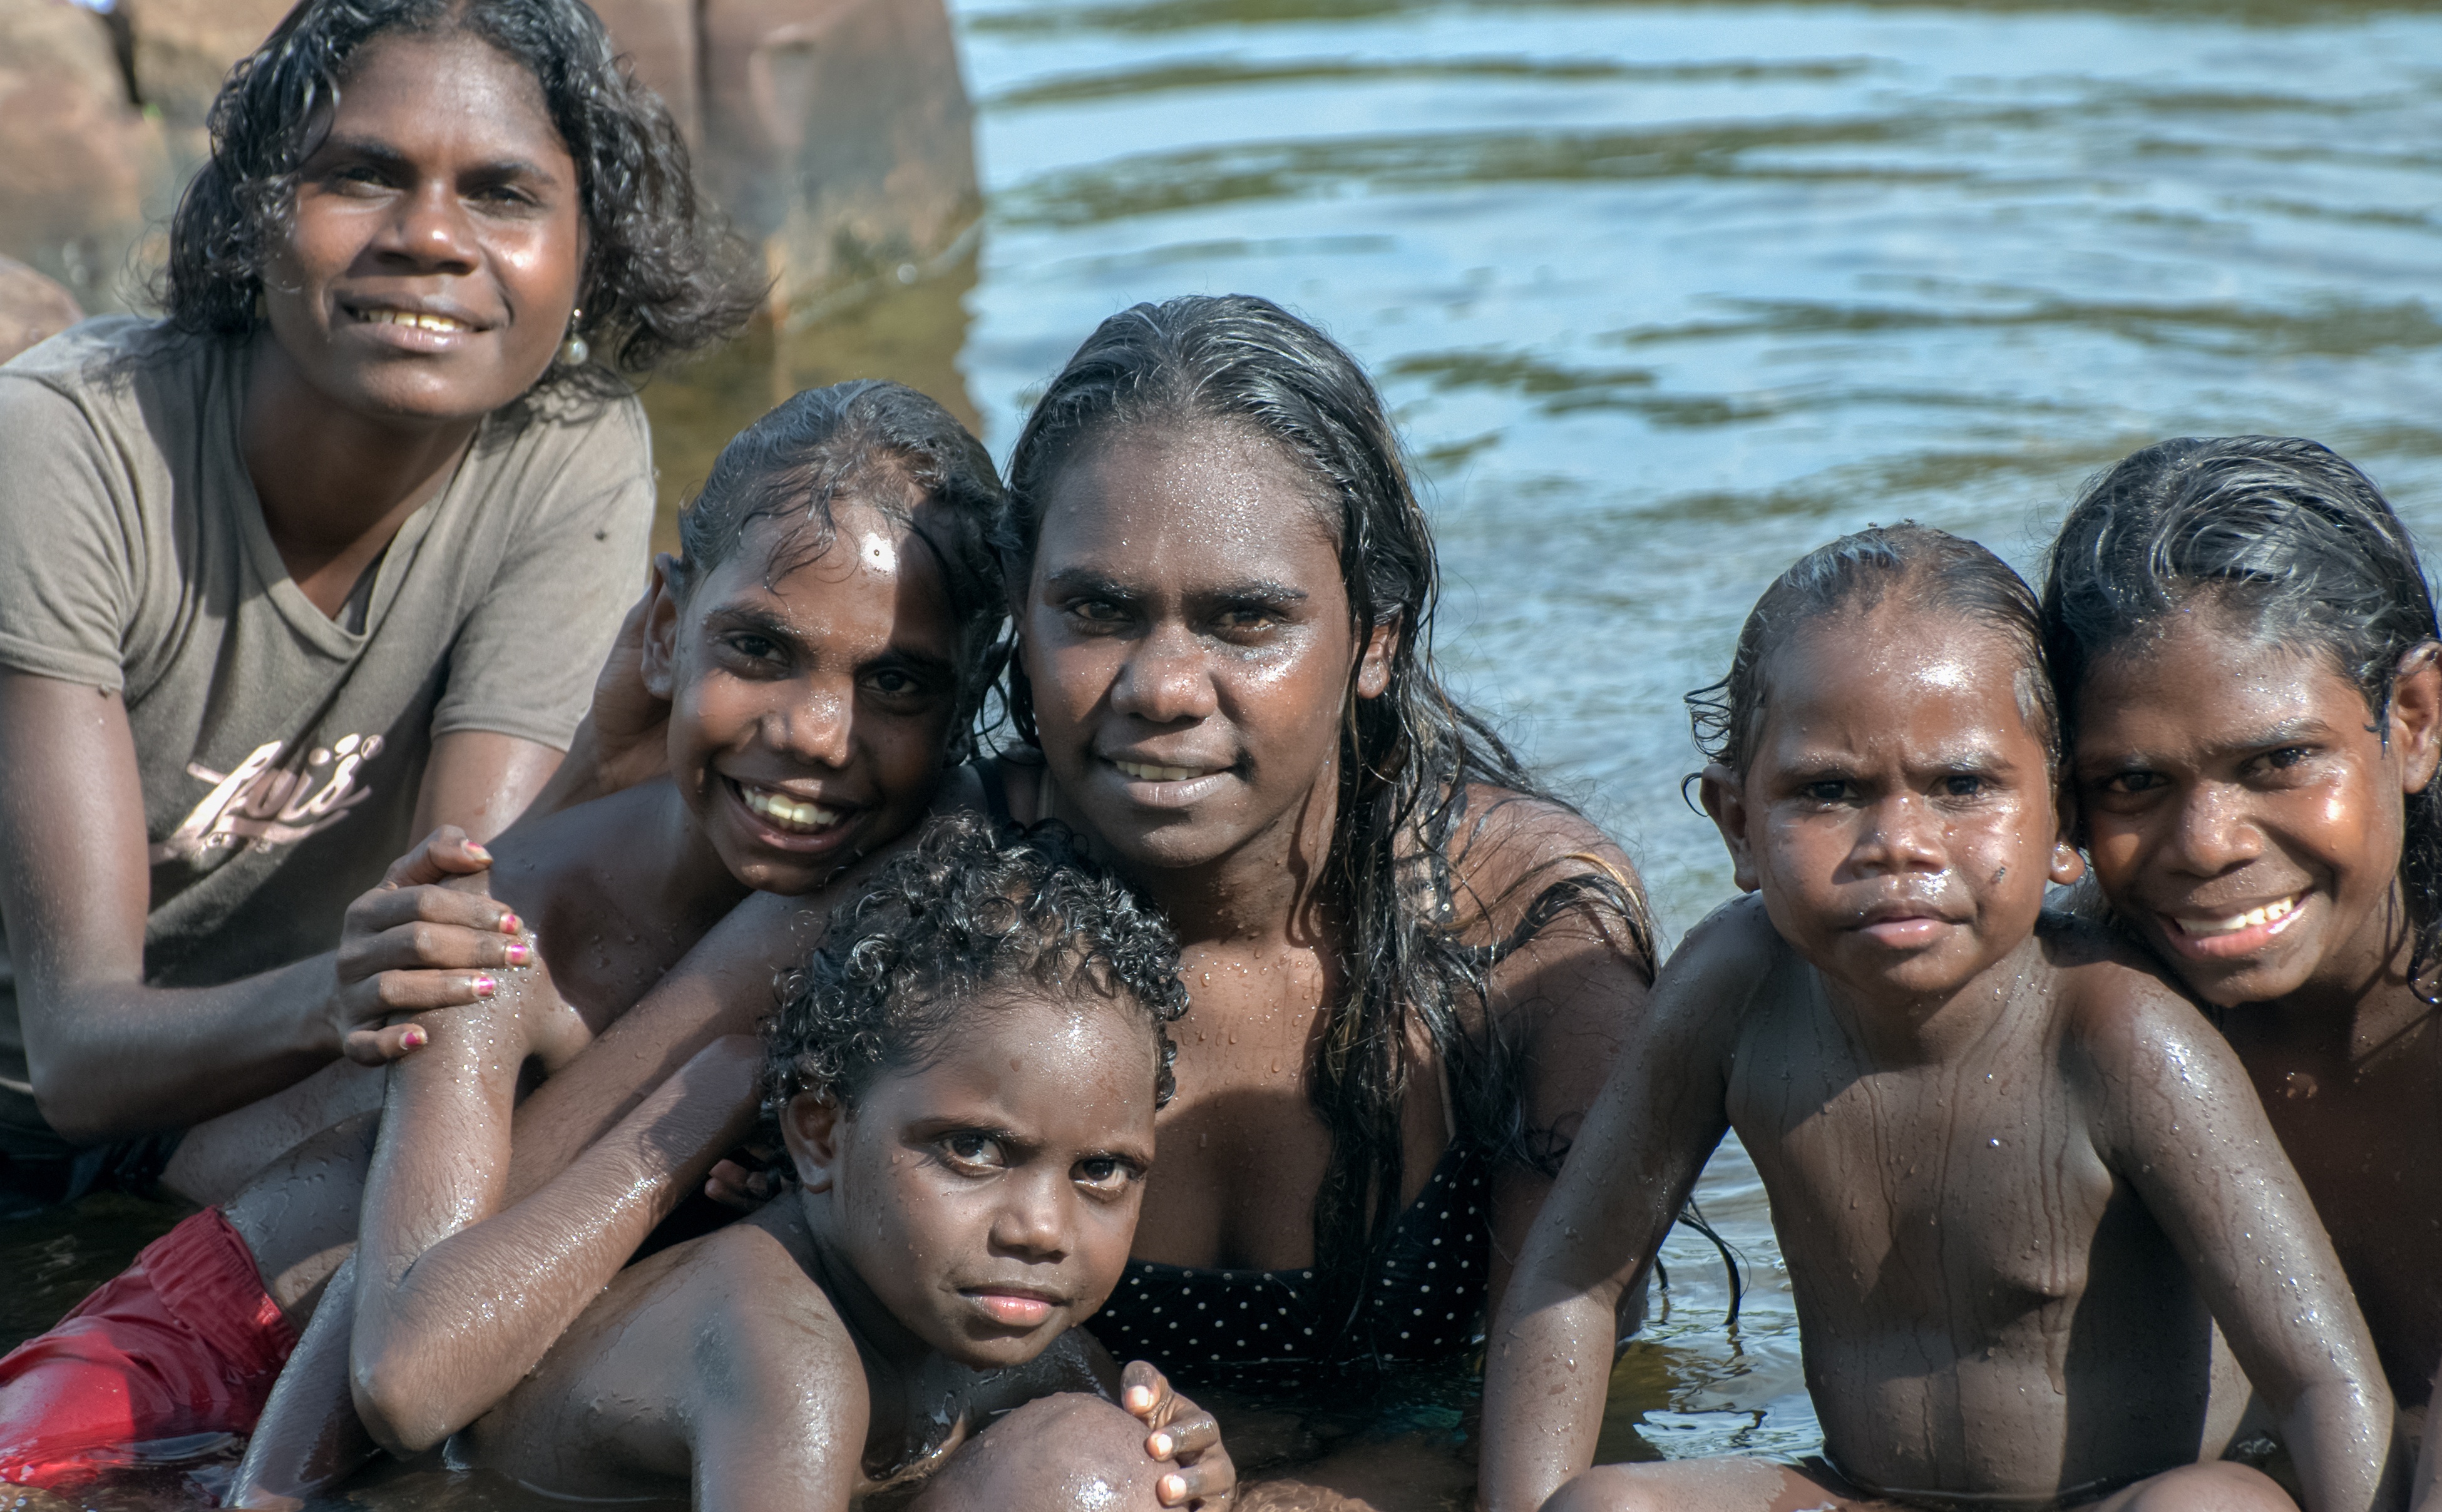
left=2048, top=786, right=2088, bottom=886
left=2394, top=642, right=2442, bottom=797
left=778, top=1089, right=844, bottom=1196
left=640, top=553, right=684, bottom=702
left=1354, top=615, right=1400, bottom=701
left=1696, top=762, right=1762, bottom=894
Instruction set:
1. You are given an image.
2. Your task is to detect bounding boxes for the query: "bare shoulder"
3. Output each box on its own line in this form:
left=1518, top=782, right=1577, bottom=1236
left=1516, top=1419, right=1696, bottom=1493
left=1446, top=783, right=1650, bottom=955
left=2036, top=911, right=2246, bottom=1103
left=1658, top=892, right=1790, bottom=1015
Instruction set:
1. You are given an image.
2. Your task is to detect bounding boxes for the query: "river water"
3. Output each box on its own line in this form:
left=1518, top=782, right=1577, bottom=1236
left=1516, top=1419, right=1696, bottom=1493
left=9, top=0, right=2442, bottom=1505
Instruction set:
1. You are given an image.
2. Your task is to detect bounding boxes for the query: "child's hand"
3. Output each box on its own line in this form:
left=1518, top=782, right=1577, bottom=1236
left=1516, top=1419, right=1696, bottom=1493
left=704, top=1142, right=785, bottom=1210
left=330, top=826, right=531, bottom=1064
left=582, top=566, right=675, bottom=795
left=1122, top=1361, right=1234, bottom=1508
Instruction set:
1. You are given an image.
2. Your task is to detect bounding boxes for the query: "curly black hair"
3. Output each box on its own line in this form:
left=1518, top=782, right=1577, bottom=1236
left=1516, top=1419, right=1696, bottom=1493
left=764, top=813, right=1191, bottom=1118
left=2043, top=436, right=2442, bottom=991
left=163, top=0, right=758, bottom=390
left=1688, top=521, right=2060, bottom=777
left=998, top=294, right=1653, bottom=1305
left=675, top=380, right=1008, bottom=765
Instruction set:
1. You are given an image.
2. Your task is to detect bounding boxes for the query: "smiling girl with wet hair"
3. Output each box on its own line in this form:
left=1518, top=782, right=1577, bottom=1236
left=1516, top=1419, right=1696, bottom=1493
left=980, top=293, right=1654, bottom=1459
left=0, top=0, right=757, bottom=1230
left=2042, top=436, right=2442, bottom=1487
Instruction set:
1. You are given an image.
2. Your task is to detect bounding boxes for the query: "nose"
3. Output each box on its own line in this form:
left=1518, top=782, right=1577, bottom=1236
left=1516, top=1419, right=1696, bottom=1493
left=1109, top=621, right=1218, bottom=725
left=374, top=178, right=478, bottom=275
left=766, top=679, right=854, bottom=770
left=1850, top=793, right=1947, bottom=877
left=988, top=1167, right=1071, bottom=1263
left=2164, top=781, right=2263, bottom=876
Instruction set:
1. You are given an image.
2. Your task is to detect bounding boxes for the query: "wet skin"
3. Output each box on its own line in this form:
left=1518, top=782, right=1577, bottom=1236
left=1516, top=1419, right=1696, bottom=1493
left=449, top=993, right=1191, bottom=1509
left=1007, top=424, right=1649, bottom=1294
left=2073, top=606, right=2442, bottom=1407
left=1479, top=601, right=2393, bottom=1512
left=226, top=507, right=973, bottom=1496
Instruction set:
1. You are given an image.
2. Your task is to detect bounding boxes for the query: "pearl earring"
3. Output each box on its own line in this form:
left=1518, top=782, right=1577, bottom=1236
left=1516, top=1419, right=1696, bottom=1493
left=557, top=310, right=588, bottom=367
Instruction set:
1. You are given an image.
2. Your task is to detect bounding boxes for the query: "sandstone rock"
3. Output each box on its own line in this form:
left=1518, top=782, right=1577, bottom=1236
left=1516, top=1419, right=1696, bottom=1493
left=699, top=0, right=978, bottom=311
left=587, top=0, right=699, bottom=148
left=0, top=0, right=173, bottom=312
left=0, top=253, right=85, bottom=364
left=118, top=0, right=287, bottom=129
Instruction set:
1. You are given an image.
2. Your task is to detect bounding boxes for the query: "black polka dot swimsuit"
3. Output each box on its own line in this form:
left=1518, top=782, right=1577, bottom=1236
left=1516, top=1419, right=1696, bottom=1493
left=1085, top=1142, right=1493, bottom=1394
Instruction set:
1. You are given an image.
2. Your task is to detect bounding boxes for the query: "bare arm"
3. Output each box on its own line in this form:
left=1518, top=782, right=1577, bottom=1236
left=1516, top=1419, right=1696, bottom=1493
left=1475, top=899, right=1765, bottom=1512
left=2093, top=987, right=2404, bottom=1512
left=348, top=923, right=762, bottom=1453
left=0, top=675, right=525, bottom=1142
left=409, top=730, right=562, bottom=844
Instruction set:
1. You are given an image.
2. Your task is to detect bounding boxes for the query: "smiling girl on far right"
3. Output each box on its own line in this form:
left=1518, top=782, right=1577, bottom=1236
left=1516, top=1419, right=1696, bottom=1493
left=2043, top=436, right=2442, bottom=1506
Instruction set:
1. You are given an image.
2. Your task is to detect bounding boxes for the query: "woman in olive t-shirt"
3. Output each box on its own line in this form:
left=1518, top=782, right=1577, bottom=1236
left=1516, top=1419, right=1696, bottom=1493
left=0, top=0, right=754, bottom=1215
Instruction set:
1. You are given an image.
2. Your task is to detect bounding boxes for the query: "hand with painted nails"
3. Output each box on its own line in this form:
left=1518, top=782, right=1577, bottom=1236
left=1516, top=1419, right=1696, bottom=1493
left=331, top=825, right=533, bottom=1065
left=1121, top=1361, right=1235, bottom=1509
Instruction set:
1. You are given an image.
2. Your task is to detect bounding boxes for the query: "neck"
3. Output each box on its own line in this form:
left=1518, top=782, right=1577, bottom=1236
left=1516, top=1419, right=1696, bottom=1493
left=793, top=1198, right=935, bottom=1379
left=2260, top=884, right=2434, bottom=1055
left=1815, top=932, right=2048, bottom=1070
left=1050, top=761, right=1343, bottom=951
left=240, top=330, right=484, bottom=615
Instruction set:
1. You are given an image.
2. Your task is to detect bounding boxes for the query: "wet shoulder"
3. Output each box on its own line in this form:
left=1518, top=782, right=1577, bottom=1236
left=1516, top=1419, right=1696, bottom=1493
left=1445, top=782, right=1650, bottom=952
left=2036, top=909, right=2232, bottom=1087
left=1655, top=893, right=1796, bottom=1037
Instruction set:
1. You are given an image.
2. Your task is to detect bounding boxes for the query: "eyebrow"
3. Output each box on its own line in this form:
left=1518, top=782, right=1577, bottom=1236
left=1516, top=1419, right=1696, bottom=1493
left=1039, top=567, right=1311, bottom=606
left=315, top=134, right=562, bottom=184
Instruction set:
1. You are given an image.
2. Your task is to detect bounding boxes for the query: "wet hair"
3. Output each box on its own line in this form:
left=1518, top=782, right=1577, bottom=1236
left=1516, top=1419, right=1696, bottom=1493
left=1690, top=521, right=2059, bottom=777
left=2042, top=435, right=2442, bottom=987
left=672, top=380, right=1007, bottom=764
left=763, top=812, right=1189, bottom=1115
left=997, top=293, right=1652, bottom=1304
left=163, top=0, right=758, bottom=390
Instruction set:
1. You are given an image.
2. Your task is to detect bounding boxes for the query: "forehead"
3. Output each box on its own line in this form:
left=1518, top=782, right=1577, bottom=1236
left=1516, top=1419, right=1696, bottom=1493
left=878, top=991, right=1161, bottom=1130
left=2074, top=607, right=2366, bottom=752
left=1755, top=601, right=2043, bottom=759
left=1033, top=426, right=1341, bottom=590
left=329, top=30, right=568, bottom=165
left=699, top=499, right=957, bottom=650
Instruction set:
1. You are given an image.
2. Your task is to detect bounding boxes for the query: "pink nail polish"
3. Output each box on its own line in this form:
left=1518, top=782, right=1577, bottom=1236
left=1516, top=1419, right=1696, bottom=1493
left=473, top=974, right=497, bottom=997
left=466, top=843, right=492, bottom=863
left=402, top=1025, right=428, bottom=1049
left=498, top=912, right=521, bottom=935
left=505, top=941, right=531, bottom=966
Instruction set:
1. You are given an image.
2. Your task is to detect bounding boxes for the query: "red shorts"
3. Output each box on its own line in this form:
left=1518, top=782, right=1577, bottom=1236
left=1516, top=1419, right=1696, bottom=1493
left=0, top=1207, right=296, bottom=1487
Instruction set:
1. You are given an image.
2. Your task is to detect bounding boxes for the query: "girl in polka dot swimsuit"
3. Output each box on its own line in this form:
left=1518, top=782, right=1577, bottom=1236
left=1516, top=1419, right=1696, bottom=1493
left=977, top=294, right=1656, bottom=1421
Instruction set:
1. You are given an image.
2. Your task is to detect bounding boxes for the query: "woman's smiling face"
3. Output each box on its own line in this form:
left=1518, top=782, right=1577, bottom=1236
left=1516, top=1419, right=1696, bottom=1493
left=1017, top=424, right=1392, bottom=876
left=261, top=28, right=585, bottom=423
left=2072, top=602, right=2442, bottom=1008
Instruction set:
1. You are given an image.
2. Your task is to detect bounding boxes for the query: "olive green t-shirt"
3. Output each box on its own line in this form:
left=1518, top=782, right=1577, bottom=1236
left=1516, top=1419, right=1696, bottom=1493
left=0, top=318, right=654, bottom=1153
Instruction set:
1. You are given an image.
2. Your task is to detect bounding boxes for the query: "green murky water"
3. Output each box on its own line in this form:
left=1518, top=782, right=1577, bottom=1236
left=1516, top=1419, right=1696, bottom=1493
left=12, top=0, right=2442, bottom=1503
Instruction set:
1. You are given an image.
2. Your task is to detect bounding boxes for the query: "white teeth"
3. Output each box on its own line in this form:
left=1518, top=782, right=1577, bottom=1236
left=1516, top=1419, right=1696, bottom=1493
left=739, top=784, right=842, bottom=834
left=1114, top=760, right=1214, bottom=783
left=361, top=308, right=469, bottom=332
left=2176, top=894, right=2299, bottom=937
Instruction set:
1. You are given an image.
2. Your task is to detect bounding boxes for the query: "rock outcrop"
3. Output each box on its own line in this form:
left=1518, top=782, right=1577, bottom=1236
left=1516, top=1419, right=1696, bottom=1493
left=0, top=0, right=978, bottom=320
left=0, top=253, right=86, bottom=363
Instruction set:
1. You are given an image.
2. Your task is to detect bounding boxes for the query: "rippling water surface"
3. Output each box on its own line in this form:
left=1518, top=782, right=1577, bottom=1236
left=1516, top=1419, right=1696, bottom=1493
left=12, top=1, right=2442, bottom=1504
left=650, top=0, right=2442, bottom=1476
